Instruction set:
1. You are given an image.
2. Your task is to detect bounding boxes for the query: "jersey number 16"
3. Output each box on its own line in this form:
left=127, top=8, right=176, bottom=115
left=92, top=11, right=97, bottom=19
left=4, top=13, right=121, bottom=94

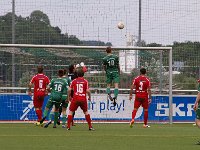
left=76, top=84, right=83, bottom=93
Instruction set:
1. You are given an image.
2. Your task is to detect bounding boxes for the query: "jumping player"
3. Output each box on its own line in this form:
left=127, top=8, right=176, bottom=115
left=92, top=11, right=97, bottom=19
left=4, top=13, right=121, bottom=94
left=103, top=46, right=120, bottom=106
left=28, top=65, right=50, bottom=124
left=129, top=68, right=152, bottom=128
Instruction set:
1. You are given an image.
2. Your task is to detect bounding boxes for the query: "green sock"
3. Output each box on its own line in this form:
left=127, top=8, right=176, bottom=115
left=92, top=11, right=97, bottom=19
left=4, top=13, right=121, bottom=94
left=62, top=114, right=67, bottom=125
left=114, top=88, right=119, bottom=98
left=54, top=112, right=59, bottom=126
left=43, top=109, right=48, bottom=118
left=106, top=88, right=111, bottom=95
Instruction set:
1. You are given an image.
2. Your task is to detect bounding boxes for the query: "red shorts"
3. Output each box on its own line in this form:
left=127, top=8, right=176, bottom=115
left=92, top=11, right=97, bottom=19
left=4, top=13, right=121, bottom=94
left=69, top=100, right=88, bottom=112
left=33, top=93, right=45, bottom=108
left=134, top=93, right=148, bottom=109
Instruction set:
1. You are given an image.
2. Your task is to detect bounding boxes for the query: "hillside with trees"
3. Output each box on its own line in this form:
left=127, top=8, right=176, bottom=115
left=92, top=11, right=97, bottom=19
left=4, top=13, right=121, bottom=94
left=0, top=10, right=111, bottom=46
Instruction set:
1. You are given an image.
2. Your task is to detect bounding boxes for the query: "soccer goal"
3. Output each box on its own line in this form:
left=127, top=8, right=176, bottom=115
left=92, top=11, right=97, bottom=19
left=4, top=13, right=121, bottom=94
left=0, top=44, right=172, bottom=124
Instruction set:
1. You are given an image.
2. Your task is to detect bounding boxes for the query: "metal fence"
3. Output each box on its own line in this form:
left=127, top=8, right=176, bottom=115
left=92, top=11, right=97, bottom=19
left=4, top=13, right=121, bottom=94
left=0, top=0, right=200, bottom=94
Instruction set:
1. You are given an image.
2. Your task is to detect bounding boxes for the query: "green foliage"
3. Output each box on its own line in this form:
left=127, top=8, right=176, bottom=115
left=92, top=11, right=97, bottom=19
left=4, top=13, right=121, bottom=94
left=119, top=72, right=134, bottom=90
left=82, top=40, right=112, bottom=46
left=172, top=41, right=200, bottom=78
left=18, top=71, right=33, bottom=87
left=173, top=74, right=197, bottom=90
left=21, top=48, right=50, bottom=57
left=137, top=41, right=200, bottom=90
left=30, top=10, right=50, bottom=25
left=0, top=10, right=111, bottom=46
left=0, top=13, right=14, bottom=43
left=0, top=10, right=82, bottom=45
left=72, top=49, right=106, bottom=61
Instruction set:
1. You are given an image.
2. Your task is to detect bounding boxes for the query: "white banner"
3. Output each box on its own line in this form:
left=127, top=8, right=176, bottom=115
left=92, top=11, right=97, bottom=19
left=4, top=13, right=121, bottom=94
left=68, top=94, right=144, bottom=120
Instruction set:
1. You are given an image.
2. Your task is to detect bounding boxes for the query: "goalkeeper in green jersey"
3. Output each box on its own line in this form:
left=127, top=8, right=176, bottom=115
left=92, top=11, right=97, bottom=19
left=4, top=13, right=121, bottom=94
left=39, top=69, right=69, bottom=128
left=193, top=79, right=200, bottom=144
left=102, top=46, right=120, bottom=106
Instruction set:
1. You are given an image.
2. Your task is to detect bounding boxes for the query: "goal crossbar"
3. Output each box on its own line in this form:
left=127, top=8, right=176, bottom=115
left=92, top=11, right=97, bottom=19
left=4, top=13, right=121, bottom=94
left=0, top=44, right=172, bottom=50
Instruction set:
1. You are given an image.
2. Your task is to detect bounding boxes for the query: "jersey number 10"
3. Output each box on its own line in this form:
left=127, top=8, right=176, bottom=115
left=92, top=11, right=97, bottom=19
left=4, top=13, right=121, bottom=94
left=108, top=60, right=115, bottom=66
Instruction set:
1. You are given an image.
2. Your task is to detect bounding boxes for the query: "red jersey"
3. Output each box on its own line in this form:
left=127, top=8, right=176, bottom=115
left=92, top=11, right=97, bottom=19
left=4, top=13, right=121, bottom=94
left=133, top=75, right=151, bottom=94
left=30, top=73, right=50, bottom=93
left=198, top=79, right=200, bottom=83
left=70, top=77, right=89, bottom=101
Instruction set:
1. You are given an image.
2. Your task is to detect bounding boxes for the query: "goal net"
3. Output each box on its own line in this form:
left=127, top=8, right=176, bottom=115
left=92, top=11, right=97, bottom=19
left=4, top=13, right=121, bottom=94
left=0, top=44, right=172, bottom=123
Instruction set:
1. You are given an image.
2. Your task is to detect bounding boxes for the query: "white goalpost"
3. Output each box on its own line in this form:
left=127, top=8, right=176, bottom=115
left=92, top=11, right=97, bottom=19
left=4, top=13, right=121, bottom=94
left=0, top=44, right=173, bottom=124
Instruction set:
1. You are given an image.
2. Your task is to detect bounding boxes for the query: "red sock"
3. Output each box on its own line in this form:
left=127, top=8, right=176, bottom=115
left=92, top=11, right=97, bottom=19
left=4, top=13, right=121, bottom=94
left=144, top=110, right=148, bottom=125
left=36, top=110, right=42, bottom=121
left=67, top=115, right=73, bottom=129
left=132, top=109, right=137, bottom=120
left=85, top=114, right=92, bottom=128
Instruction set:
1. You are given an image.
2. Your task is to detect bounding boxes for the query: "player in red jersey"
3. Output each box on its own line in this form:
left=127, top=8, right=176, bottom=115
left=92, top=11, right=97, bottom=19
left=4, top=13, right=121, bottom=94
left=129, top=68, right=152, bottom=128
left=28, top=65, right=50, bottom=124
left=66, top=67, right=94, bottom=130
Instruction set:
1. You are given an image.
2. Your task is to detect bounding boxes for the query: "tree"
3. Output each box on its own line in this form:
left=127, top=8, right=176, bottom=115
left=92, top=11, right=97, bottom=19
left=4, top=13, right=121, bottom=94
left=172, top=41, right=200, bottom=78
left=0, top=11, right=82, bottom=45
left=30, top=10, right=50, bottom=25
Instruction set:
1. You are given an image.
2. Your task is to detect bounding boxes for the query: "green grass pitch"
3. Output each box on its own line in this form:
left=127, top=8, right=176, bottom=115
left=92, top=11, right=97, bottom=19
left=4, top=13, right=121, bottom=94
left=0, top=123, right=199, bottom=150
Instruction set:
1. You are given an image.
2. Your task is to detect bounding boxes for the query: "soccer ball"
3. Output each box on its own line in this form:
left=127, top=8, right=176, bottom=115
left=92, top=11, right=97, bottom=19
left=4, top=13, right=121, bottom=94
left=117, top=22, right=124, bottom=29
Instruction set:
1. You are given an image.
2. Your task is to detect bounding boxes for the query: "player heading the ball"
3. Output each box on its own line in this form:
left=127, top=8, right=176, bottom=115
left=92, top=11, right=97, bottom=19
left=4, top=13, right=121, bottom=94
left=103, top=46, right=120, bottom=106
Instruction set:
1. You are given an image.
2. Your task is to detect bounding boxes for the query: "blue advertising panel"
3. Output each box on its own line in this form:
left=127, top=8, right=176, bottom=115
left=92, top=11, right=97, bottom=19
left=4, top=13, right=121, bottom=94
left=147, top=96, right=196, bottom=122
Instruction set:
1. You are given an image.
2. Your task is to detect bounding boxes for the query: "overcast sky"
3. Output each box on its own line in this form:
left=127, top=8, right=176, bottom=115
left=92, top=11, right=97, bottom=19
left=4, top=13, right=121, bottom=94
left=0, top=0, right=200, bottom=46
